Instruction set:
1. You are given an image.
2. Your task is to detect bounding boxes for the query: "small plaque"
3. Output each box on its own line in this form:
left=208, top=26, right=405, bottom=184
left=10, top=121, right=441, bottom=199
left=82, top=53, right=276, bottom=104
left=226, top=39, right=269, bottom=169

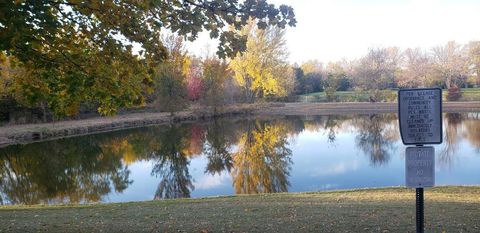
left=398, top=88, right=442, bottom=145
left=405, top=146, right=435, bottom=188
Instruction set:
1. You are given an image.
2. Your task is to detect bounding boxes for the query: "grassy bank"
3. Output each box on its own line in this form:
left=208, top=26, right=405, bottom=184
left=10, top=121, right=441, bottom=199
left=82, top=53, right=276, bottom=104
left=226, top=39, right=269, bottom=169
left=301, top=88, right=480, bottom=102
left=1, top=186, right=480, bottom=232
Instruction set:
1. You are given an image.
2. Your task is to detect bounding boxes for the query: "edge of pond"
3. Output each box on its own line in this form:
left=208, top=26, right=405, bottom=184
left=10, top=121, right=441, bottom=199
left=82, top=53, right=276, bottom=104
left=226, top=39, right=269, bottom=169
left=1, top=185, right=479, bottom=209
left=1, top=102, right=480, bottom=148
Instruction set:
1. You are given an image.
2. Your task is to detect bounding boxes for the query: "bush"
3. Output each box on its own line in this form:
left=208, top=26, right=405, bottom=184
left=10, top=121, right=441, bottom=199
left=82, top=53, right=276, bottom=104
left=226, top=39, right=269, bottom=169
left=325, top=87, right=337, bottom=101
left=447, top=86, right=462, bottom=101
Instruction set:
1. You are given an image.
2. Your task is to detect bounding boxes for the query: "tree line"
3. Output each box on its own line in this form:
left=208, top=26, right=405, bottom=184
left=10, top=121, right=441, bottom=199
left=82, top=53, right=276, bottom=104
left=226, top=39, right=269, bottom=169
left=0, top=0, right=296, bottom=121
left=2, top=1, right=480, bottom=122
left=294, top=41, right=480, bottom=101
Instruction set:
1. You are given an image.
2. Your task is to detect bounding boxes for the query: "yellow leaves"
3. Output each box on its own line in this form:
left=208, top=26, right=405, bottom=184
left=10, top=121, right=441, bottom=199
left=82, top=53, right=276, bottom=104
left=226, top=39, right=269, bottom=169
left=65, top=102, right=80, bottom=117
left=230, top=20, right=291, bottom=100
left=182, top=56, right=192, bottom=77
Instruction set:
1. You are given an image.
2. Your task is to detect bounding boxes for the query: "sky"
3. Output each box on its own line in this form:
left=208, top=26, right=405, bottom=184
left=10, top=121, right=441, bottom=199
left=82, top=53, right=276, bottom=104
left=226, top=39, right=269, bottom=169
left=186, top=0, right=480, bottom=64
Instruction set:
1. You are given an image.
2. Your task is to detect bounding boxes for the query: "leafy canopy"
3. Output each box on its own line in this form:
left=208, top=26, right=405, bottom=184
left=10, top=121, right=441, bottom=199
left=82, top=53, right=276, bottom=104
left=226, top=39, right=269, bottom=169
left=230, top=20, right=293, bottom=102
left=0, top=0, right=296, bottom=116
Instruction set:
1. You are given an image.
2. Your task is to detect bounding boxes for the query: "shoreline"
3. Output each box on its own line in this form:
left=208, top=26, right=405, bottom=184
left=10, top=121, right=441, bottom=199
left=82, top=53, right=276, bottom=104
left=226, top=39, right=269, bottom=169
left=0, top=186, right=479, bottom=232
left=1, top=101, right=480, bottom=148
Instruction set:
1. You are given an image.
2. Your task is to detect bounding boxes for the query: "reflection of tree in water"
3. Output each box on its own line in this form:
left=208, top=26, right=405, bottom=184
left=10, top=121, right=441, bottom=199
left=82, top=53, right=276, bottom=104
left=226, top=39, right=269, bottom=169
left=151, top=125, right=194, bottom=199
left=0, top=135, right=132, bottom=205
left=354, top=114, right=397, bottom=166
left=231, top=120, right=292, bottom=194
left=323, top=115, right=346, bottom=145
left=299, top=115, right=351, bottom=145
left=464, top=113, right=480, bottom=152
left=203, top=119, right=234, bottom=175
left=440, top=113, right=463, bottom=168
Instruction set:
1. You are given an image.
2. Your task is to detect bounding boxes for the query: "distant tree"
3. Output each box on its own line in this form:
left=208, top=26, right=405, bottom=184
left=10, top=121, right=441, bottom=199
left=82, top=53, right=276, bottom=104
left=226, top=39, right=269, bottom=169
left=324, top=62, right=350, bottom=101
left=325, top=62, right=351, bottom=91
left=355, top=47, right=401, bottom=90
left=185, top=57, right=203, bottom=101
left=293, top=66, right=306, bottom=94
left=0, top=0, right=296, bottom=116
left=202, top=56, right=231, bottom=113
left=230, top=20, right=293, bottom=102
left=153, top=34, right=188, bottom=115
left=293, top=62, right=324, bottom=95
left=432, top=41, right=469, bottom=89
left=0, top=52, right=9, bottom=97
left=301, top=60, right=323, bottom=75
left=303, top=72, right=323, bottom=93
left=468, top=41, right=480, bottom=86
left=397, top=48, right=433, bottom=88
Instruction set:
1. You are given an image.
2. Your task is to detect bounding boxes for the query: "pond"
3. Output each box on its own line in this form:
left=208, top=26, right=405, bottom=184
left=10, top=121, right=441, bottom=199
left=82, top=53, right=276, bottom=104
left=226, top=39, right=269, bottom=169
left=0, top=113, right=479, bottom=205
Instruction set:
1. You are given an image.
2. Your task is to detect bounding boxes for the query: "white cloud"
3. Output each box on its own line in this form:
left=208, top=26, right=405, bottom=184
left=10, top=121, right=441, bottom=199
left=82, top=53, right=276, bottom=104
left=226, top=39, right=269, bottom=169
left=311, top=160, right=360, bottom=176
left=193, top=172, right=231, bottom=190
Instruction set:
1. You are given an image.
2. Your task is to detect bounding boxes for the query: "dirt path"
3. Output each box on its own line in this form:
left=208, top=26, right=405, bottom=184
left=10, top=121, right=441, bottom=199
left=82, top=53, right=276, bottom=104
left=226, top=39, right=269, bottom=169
left=1, top=101, right=480, bottom=147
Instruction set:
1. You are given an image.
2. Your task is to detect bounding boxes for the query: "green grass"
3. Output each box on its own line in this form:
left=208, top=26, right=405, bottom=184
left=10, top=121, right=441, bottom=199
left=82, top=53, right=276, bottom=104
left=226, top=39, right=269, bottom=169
left=1, top=186, right=480, bottom=232
left=300, top=88, right=480, bottom=102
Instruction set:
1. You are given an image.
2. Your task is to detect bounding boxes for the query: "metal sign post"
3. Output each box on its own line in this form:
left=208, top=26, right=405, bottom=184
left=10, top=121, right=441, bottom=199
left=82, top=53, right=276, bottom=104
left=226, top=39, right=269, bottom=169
left=416, top=187, right=424, bottom=233
left=398, top=88, right=442, bottom=233
left=405, top=146, right=435, bottom=233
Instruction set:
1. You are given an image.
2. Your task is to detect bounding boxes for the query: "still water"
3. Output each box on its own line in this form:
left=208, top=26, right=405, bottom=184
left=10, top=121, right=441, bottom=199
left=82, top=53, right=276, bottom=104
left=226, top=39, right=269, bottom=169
left=1, top=113, right=479, bottom=205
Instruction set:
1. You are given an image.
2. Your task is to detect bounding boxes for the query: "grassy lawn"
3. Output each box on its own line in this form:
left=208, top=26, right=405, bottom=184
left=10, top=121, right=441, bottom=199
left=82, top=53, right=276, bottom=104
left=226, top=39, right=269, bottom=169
left=300, top=88, right=480, bottom=102
left=1, top=186, right=480, bottom=232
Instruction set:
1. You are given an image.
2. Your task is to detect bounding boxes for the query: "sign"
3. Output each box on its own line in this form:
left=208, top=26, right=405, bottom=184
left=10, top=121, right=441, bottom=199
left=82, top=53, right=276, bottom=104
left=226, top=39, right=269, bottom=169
left=405, top=146, right=435, bottom=188
left=398, top=88, right=442, bottom=145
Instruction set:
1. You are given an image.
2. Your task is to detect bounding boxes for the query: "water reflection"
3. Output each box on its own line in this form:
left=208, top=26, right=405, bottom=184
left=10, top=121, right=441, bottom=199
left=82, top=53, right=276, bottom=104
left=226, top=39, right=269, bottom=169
left=231, top=120, right=292, bottom=194
left=439, top=113, right=463, bottom=168
left=464, top=113, right=480, bottom=151
left=1, top=113, right=480, bottom=205
left=203, top=120, right=234, bottom=175
left=354, top=114, right=398, bottom=166
left=0, top=135, right=131, bottom=205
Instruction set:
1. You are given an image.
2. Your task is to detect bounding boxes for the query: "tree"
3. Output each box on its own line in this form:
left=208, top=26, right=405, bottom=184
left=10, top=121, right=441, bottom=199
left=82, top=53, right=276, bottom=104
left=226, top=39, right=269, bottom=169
left=293, top=66, right=305, bottom=94
left=185, top=56, right=203, bottom=101
left=468, top=41, right=480, bottom=86
left=432, top=41, right=469, bottom=89
left=153, top=34, right=189, bottom=115
left=355, top=47, right=401, bottom=90
left=300, top=60, right=323, bottom=74
left=324, top=62, right=351, bottom=100
left=0, top=0, right=296, bottom=116
left=293, top=61, right=325, bottom=95
left=202, top=56, right=231, bottom=113
left=230, top=20, right=293, bottom=102
left=396, top=48, right=433, bottom=88
left=0, top=52, right=10, bottom=97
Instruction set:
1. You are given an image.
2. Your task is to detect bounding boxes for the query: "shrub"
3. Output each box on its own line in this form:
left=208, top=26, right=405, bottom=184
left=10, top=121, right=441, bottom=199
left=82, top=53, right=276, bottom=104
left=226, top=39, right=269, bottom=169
left=447, top=86, right=462, bottom=101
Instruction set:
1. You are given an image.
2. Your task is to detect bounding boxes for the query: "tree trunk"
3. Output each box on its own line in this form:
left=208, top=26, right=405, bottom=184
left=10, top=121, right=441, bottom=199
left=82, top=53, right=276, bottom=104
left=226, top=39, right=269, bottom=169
left=41, top=102, right=47, bottom=123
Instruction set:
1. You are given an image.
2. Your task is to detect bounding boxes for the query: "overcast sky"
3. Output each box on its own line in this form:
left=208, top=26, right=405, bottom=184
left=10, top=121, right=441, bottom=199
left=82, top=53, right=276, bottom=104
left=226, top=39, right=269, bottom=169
left=187, top=0, right=480, bottom=64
